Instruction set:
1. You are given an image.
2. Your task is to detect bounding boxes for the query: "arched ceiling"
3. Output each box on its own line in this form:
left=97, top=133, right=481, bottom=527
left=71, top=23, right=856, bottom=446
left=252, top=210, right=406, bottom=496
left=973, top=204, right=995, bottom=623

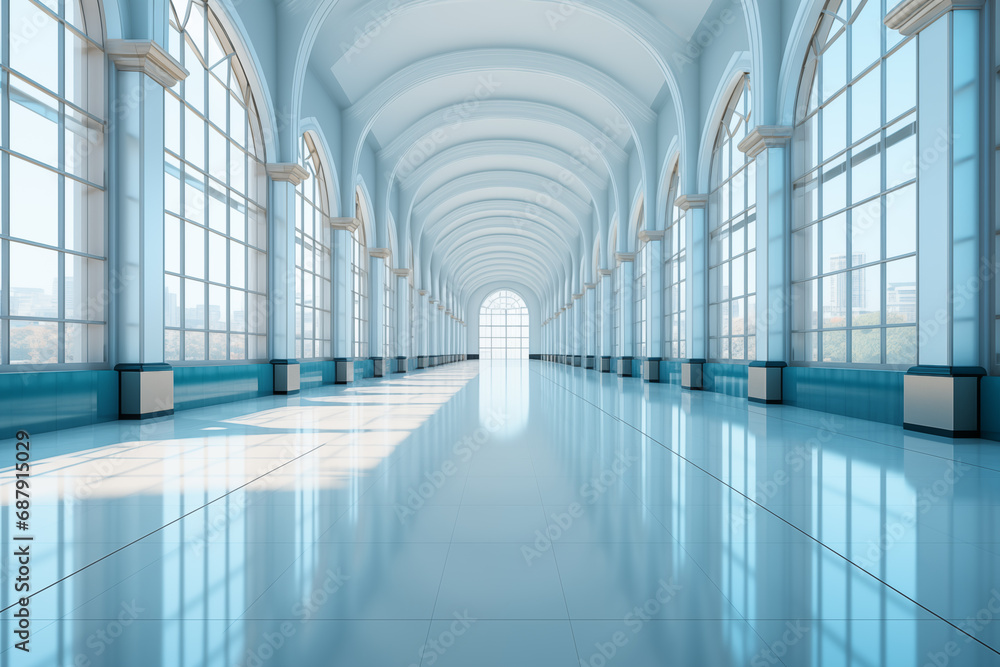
left=301, top=0, right=721, bottom=315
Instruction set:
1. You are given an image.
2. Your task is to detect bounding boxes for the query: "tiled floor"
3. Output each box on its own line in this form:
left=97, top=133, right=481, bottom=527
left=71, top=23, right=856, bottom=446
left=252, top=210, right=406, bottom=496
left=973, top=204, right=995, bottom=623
left=2, top=360, right=1000, bottom=666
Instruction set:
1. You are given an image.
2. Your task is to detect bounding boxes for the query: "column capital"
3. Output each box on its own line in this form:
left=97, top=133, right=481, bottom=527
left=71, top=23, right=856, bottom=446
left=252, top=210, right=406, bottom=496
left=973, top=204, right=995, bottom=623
left=584, top=283, right=597, bottom=290
left=330, top=217, right=361, bottom=232
left=418, top=289, right=428, bottom=296
left=638, top=230, right=665, bottom=244
left=438, top=305, right=446, bottom=311
left=675, top=194, right=709, bottom=211
left=885, top=0, right=983, bottom=36
left=737, top=126, right=793, bottom=158
left=393, top=268, right=412, bottom=278
left=266, top=163, right=310, bottom=186
left=615, top=252, right=635, bottom=265
left=598, top=269, right=613, bottom=277
left=108, top=39, right=188, bottom=88
left=572, top=293, right=584, bottom=300
left=368, top=247, right=391, bottom=259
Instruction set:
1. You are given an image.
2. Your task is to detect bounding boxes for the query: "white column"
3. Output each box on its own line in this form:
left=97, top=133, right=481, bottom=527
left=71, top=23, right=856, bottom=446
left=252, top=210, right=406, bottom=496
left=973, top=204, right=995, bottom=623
left=417, top=290, right=429, bottom=366
left=739, top=127, right=792, bottom=402
left=109, top=41, right=187, bottom=418
left=585, top=284, right=597, bottom=364
left=368, top=249, right=390, bottom=375
left=266, top=165, right=310, bottom=394
left=640, top=231, right=665, bottom=382
left=676, top=195, right=708, bottom=389
left=886, top=0, right=987, bottom=436
left=615, top=254, right=635, bottom=376
left=572, top=293, right=584, bottom=364
left=394, top=270, right=411, bottom=371
left=598, top=270, right=613, bottom=369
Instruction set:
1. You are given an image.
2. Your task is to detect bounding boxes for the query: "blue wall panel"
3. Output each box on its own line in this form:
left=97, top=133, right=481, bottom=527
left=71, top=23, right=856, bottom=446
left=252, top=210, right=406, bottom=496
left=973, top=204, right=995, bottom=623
left=782, top=367, right=903, bottom=425
left=658, top=361, right=683, bottom=386
left=980, top=377, right=1000, bottom=441
left=632, top=359, right=643, bottom=379
left=0, top=370, right=118, bottom=439
left=174, top=364, right=273, bottom=412
left=704, top=363, right=748, bottom=398
left=299, top=361, right=335, bottom=391
left=354, top=359, right=374, bottom=379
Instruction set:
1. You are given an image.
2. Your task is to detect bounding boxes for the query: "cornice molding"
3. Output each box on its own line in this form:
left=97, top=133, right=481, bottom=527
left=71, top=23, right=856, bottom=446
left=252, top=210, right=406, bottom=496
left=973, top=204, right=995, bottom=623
left=330, top=217, right=361, bottom=232
left=107, top=40, right=188, bottom=89
left=675, top=194, right=709, bottom=211
left=368, top=248, right=391, bottom=259
left=266, top=163, right=311, bottom=186
left=885, top=0, right=983, bottom=36
left=738, top=126, right=793, bottom=158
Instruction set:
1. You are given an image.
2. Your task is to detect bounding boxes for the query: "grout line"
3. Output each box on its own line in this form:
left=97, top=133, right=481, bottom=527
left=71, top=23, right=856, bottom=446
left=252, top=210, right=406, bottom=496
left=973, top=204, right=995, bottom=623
left=532, top=363, right=1000, bottom=658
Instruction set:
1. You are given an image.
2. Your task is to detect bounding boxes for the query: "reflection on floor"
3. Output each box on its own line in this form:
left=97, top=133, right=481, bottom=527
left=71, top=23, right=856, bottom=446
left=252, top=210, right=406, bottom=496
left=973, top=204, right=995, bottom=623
left=1, top=360, right=999, bottom=666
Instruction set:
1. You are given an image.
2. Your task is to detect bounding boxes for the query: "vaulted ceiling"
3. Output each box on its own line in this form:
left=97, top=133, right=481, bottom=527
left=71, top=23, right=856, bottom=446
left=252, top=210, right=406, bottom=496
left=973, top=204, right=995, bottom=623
left=292, top=0, right=729, bottom=313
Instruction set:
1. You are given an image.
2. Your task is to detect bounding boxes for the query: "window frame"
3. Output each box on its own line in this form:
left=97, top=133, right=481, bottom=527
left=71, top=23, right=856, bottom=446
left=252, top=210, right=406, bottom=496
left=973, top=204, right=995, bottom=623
left=789, top=0, right=919, bottom=370
left=708, top=74, right=757, bottom=364
left=0, top=0, right=109, bottom=371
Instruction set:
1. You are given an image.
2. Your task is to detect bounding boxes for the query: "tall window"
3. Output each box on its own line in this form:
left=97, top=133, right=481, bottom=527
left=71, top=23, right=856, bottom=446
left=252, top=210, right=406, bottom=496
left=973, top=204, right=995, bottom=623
left=165, top=0, right=268, bottom=362
left=352, top=194, right=368, bottom=358
left=634, top=241, right=647, bottom=358
left=1, top=0, right=106, bottom=368
left=664, top=166, right=687, bottom=359
left=791, top=0, right=917, bottom=366
left=479, top=290, right=529, bottom=360
left=383, top=263, right=394, bottom=358
left=294, top=134, right=331, bottom=360
left=709, top=76, right=756, bottom=362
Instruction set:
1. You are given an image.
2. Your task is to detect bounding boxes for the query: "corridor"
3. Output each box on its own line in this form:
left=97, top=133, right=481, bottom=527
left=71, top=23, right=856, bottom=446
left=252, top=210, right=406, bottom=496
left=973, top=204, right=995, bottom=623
left=2, top=361, right=999, bottom=666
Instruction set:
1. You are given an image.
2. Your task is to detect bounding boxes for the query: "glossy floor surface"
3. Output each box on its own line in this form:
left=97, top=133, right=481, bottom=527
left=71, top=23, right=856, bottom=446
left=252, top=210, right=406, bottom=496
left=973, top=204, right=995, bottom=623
left=1, top=360, right=1000, bottom=666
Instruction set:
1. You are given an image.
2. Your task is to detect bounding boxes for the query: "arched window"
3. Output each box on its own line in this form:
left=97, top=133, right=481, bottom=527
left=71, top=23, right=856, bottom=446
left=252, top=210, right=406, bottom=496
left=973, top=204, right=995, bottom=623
left=295, top=133, right=332, bottom=360
left=664, top=165, right=686, bottom=359
left=2, top=0, right=106, bottom=367
left=633, top=200, right=647, bottom=358
left=480, top=290, right=529, bottom=360
left=791, top=0, right=917, bottom=366
left=353, top=192, right=369, bottom=358
left=164, top=0, right=269, bottom=363
left=709, top=75, right=756, bottom=362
